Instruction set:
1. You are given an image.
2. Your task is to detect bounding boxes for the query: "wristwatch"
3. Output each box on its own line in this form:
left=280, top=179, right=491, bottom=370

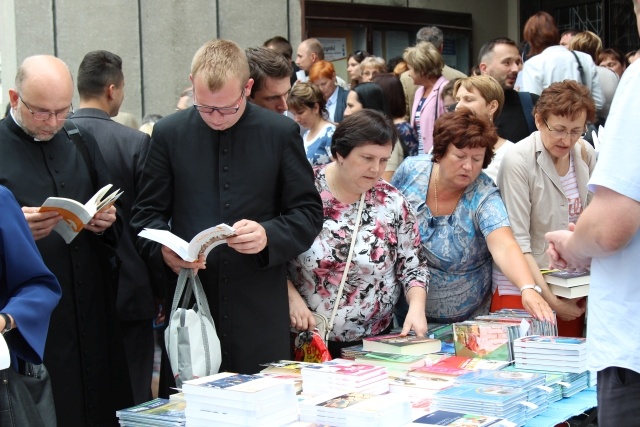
left=520, top=284, right=542, bottom=294
left=0, top=313, right=12, bottom=335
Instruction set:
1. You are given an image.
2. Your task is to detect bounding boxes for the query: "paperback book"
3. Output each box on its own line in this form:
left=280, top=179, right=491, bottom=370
left=116, top=398, right=186, bottom=426
left=39, top=183, right=122, bottom=243
left=355, top=352, right=426, bottom=371
left=453, top=322, right=517, bottom=361
left=410, top=410, right=516, bottom=427
left=138, top=223, right=236, bottom=262
left=181, top=372, right=294, bottom=402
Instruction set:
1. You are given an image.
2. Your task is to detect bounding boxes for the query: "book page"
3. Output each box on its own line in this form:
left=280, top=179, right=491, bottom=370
left=40, top=198, right=94, bottom=244
left=138, top=229, right=191, bottom=260
left=187, top=224, right=236, bottom=261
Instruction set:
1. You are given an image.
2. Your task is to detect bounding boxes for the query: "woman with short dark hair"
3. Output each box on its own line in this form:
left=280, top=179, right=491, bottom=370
left=393, top=108, right=553, bottom=324
left=287, top=110, right=429, bottom=358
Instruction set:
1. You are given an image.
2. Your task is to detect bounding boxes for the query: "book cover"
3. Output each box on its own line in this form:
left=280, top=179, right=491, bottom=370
left=455, top=370, right=545, bottom=389
left=411, top=410, right=515, bottom=426
left=39, top=183, right=122, bottom=243
left=355, top=352, right=426, bottom=370
left=434, top=383, right=528, bottom=406
left=138, top=223, right=236, bottom=262
left=408, top=356, right=511, bottom=378
left=453, top=323, right=513, bottom=361
left=116, top=398, right=186, bottom=424
left=363, top=334, right=441, bottom=355
left=543, top=270, right=590, bottom=287
left=182, top=372, right=293, bottom=400
left=301, top=359, right=387, bottom=382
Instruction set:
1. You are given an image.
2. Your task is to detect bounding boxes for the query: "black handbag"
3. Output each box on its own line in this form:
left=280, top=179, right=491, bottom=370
left=0, top=361, right=57, bottom=427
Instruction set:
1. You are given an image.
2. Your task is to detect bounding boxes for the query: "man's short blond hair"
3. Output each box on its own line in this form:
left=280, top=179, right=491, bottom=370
left=403, top=42, right=444, bottom=78
left=191, top=39, right=250, bottom=91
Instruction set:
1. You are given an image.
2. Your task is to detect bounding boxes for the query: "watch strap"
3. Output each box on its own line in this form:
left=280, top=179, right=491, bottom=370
left=520, top=284, right=542, bottom=294
left=0, top=313, right=12, bottom=334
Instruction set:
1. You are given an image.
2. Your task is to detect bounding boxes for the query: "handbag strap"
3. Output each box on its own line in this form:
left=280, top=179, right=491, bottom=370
left=327, top=192, right=366, bottom=334
left=167, top=268, right=216, bottom=374
left=569, top=50, right=586, bottom=85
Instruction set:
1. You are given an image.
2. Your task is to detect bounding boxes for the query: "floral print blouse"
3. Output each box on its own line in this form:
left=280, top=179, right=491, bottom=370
left=287, top=165, right=429, bottom=342
left=392, top=156, right=510, bottom=323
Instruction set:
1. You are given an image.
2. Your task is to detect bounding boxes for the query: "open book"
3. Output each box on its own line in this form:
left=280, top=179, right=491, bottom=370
left=39, top=184, right=123, bottom=243
left=138, top=224, right=236, bottom=262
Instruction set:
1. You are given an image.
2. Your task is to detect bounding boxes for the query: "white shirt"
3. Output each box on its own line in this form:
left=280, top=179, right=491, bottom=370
left=521, top=45, right=605, bottom=112
left=326, top=87, right=339, bottom=123
left=485, top=140, right=514, bottom=184
left=586, top=60, right=640, bottom=374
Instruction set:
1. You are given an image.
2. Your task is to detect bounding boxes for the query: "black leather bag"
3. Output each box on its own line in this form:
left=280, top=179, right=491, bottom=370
left=0, top=362, right=57, bottom=427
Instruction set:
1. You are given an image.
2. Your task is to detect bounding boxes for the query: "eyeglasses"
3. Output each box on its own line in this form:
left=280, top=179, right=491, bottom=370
left=19, top=96, right=73, bottom=121
left=193, top=88, right=245, bottom=115
left=543, top=119, right=586, bottom=140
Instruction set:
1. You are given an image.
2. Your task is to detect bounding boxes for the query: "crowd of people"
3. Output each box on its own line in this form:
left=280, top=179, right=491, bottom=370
left=1, top=3, right=639, bottom=426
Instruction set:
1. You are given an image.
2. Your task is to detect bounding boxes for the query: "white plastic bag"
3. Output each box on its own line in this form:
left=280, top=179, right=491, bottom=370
left=165, top=268, right=221, bottom=387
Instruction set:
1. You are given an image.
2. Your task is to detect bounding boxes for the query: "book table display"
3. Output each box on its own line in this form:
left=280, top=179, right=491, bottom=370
left=116, top=318, right=597, bottom=427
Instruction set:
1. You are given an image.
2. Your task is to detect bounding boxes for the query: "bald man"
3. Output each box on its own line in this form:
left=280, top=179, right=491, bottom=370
left=0, top=55, right=132, bottom=426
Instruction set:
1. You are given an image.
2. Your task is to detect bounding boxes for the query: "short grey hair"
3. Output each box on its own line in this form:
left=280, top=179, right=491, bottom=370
left=416, top=27, right=444, bottom=50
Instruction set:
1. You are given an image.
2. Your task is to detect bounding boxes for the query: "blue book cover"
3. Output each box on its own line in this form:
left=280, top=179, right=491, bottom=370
left=456, top=369, right=545, bottom=389
left=435, top=383, right=527, bottom=406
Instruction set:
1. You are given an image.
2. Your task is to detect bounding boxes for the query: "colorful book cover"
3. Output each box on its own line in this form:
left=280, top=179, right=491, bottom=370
left=411, top=410, right=515, bottom=426
left=456, top=369, right=545, bottom=389
left=434, top=383, right=528, bottom=406
left=363, top=334, right=441, bottom=355
left=453, top=323, right=513, bottom=361
left=116, top=398, right=186, bottom=422
left=514, top=336, right=586, bottom=350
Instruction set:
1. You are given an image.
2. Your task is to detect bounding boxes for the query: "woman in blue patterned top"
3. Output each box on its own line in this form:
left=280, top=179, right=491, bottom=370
left=392, top=108, right=554, bottom=324
left=288, top=82, right=336, bottom=166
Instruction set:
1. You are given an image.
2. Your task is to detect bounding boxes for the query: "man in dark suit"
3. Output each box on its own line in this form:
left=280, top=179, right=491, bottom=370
left=72, top=50, right=154, bottom=404
left=131, top=39, right=323, bottom=395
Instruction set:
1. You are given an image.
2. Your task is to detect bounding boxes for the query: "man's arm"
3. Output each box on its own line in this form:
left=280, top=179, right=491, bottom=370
left=546, top=185, right=640, bottom=269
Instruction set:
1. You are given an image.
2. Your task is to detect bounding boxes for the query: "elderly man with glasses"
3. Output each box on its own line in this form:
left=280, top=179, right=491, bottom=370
left=131, top=39, right=323, bottom=397
left=0, top=55, right=133, bottom=426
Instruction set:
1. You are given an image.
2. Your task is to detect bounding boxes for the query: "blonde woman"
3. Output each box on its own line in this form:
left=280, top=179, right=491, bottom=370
left=404, top=42, right=448, bottom=154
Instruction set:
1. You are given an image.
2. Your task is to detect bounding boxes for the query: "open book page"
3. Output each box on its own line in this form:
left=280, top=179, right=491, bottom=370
left=39, top=184, right=122, bottom=244
left=138, top=224, right=236, bottom=262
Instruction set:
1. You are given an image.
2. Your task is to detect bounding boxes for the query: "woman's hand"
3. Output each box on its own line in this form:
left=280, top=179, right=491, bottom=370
left=551, top=296, right=587, bottom=321
left=287, top=280, right=316, bottom=331
left=401, top=287, right=428, bottom=337
left=520, top=289, right=556, bottom=324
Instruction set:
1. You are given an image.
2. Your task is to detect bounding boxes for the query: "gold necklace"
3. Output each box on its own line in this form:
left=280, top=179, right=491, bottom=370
left=433, top=165, right=465, bottom=216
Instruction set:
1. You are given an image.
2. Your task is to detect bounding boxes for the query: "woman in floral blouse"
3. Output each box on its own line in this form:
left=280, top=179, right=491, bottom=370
left=287, top=110, right=429, bottom=358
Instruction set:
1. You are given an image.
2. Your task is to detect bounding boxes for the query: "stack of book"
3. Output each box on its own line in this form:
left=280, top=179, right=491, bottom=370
left=116, top=398, right=186, bottom=426
left=543, top=270, right=590, bottom=298
left=408, top=356, right=510, bottom=383
left=432, top=384, right=529, bottom=427
left=503, top=366, right=564, bottom=403
left=181, top=372, right=298, bottom=426
left=298, top=391, right=412, bottom=427
left=409, top=410, right=515, bottom=426
left=513, top=336, right=587, bottom=373
left=258, top=360, right=318, bottom=394
left=301, top=358, right=389, bottom=395
left=558, top=371, right=590, bottom=397
left=341, top=344, right=370, bottom=360
left=454, top=369, right=548, bottom=421
left=387, top=373, right=455, bottom=397
left=474, top=309, right=558, bottom=337
left=355, top=353, right=428, bottom=372
left=362, top=334, right=442, bottom=355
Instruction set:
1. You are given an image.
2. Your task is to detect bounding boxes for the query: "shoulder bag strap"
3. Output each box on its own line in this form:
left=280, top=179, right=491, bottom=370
left=569, top=50, right=586, bottom=85
left=63, top=120, right=97, bottom=190
left=327, top=192, right=366, bottom=334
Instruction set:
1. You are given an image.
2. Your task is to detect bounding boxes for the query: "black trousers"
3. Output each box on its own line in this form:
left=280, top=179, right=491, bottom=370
left=597, top=366, right=640, bottom=426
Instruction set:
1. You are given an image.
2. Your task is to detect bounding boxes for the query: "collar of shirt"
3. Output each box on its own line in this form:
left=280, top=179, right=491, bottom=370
left=326, top=86, right=339, bottom=107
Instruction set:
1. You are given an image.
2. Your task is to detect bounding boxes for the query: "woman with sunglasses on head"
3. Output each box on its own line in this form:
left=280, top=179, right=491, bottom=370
left=346, top=50, right=369, bottom=89
left=493, top=80, right=597, bottom=337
